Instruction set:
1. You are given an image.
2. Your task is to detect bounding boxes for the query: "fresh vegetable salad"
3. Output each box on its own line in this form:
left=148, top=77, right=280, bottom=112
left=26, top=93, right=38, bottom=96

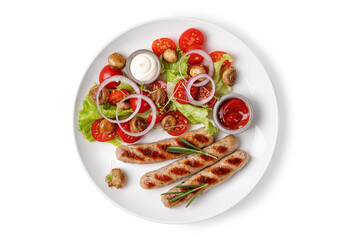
left=78, top=28, right=237, bottom=146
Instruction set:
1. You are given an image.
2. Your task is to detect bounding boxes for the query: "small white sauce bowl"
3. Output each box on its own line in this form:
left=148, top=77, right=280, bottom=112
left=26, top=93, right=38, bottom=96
left=213, top=93, right=254, bottom=135
left=125, top=49, right=161, bottom=85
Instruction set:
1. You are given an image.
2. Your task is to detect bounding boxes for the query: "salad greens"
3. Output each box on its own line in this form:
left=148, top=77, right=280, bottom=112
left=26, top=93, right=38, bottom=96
left=78, top=94, right=132, bottom=147
left=213, top=54, right=233, bottom=97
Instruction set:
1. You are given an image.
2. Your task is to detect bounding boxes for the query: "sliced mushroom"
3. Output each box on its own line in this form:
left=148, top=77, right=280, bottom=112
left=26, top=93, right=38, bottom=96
left=189, top=65, right=206, bottom=81
left=163, top=49, right=177, bottom=63
left=118, top=101, right=131, bottom=110
left=161, top=115, right=177, bottom=131
left=222, top=66, right=237, bottom=86
left=106, top=168, right=127, bottom=189
left=108, top=53, right=126, bottom=70
left=89, top=85, right=109, bottom=105
left=150, top=88, right=167, bottom=105
left=99, top=119, right=117, bottom=134
left=129, top=116, right=148, bottom=133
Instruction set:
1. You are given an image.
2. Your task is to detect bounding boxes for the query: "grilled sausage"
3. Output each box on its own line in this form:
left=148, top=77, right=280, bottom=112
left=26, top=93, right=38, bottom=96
left=161, top=150, right=249, bottom=208
left=116, top=127, right=214, bottom=164
left=140, top=135, right=238, bottom=189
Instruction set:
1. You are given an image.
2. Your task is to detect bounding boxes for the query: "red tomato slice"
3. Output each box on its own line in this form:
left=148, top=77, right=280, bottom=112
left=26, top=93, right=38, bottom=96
left=178, top=28, right=205, bottom=52
left=174, top=79, right=199, bottom=104
left=185, top=44, right=205, bottom=65
left=130, top=91, right=151, bottom=113
left=91, top=118, right=117, bottom=142
left=108, top=89, right=130, bottom=106
left=99, top=65, right=122, bottom=89
left=152, top=38, right=176, bottom=56
left=197, top=86, right=217, bottom=108
left=210, top=51, right=231, bottom=69
left=147, top=106, right=167, bottom=125
left=165, top=111, right=189, bottom=136
left=117, top=122, right=141, bottom=143
left=147, top=80, right=167, bottom=91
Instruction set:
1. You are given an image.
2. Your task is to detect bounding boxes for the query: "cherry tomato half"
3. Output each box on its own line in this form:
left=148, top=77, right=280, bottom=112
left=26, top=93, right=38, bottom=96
left=197, top=86, right=217, bottom=108
left=165, top=111, right=189, bottom=136
left=152, top=38, right=176, bottom=56
left=147, top=106, right=167, bottom=125
left=178, top=28, right=205, bottom=52
left=91, top=118, right=117, bottom=142
left=99, top=65, right=122, bottom=89
left=185, top=44, right=205, bottom=65
left=174, top=79, right=199, bottom=104
left=210, top=51, right=231, bottom=69
left=117, top=121, right=141, bottom=143
left=108, top=89, right=130, bottom=106
left=130, top=91, right=151, bottom=113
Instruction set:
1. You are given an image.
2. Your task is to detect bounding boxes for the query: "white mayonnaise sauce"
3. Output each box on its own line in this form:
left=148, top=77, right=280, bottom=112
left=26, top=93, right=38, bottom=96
left=130, top=53, right=158, bottom=82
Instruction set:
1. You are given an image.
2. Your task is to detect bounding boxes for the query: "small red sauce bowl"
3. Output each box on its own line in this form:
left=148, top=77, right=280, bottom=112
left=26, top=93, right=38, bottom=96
left=213, top=93, right=254, bottom=134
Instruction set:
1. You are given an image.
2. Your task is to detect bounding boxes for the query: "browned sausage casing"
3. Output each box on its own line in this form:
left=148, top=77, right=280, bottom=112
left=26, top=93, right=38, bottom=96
left=161, top=150, right=249, bottom=208
left=140, top=135, right=238, bottom=189
left=116, top=127, right=214, bottom=164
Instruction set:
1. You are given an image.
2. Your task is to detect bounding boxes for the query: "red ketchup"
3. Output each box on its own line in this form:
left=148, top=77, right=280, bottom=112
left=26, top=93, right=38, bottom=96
left=218, top=98, right=251, bottom=130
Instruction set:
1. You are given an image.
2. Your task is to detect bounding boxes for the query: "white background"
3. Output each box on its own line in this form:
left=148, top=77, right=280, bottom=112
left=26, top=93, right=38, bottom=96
left=1, top=0, right=359, bottom=239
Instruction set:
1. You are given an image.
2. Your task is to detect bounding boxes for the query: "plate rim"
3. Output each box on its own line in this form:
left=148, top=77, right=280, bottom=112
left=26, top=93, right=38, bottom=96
left=73, top=16, right=279, bottom=224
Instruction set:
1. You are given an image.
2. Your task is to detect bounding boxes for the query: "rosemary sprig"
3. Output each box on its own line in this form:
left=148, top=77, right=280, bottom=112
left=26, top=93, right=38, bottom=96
left=161, top=184, right=208, bottom=208
left=166, top=137, right=217, bottom=159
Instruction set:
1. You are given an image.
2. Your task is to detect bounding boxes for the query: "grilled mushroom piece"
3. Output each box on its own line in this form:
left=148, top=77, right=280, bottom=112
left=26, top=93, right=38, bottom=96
left=161, top=115, right=177, bottom=131
left=118, top=101, right=131, bottom=110
left=189, top=65, right=206, bottom=81
left=150, top=88, right=167, bottom=105
left=106, top=168, right=127, bottom=189
left=163, top=49, right=177, bottom=63
left=222, top=66, right=237, bottom=86
left=130, top=116, right=148, bottom=133
left=99, top=119, right=117, bottom=134
left=108, top=53, right=126, bottom=70
left=89, top=85, right=109, bottom=105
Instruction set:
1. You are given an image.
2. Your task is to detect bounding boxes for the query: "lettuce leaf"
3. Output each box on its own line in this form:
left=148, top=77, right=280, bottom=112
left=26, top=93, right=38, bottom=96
left=171, top=100, right=218, bottom=136
left=78, top=95, right=132, bottom=146
left=213, top=54, right=233, bottom=97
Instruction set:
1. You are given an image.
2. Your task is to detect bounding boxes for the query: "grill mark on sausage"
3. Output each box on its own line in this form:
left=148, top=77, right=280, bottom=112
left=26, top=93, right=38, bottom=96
left=226, top=157, right=243, bottom=166
left=169, top=167, right=190, bottom=175
left=213, top=145, right=228, bottom=154
left=184, top=160, right=204, bottom=168
left=194, top=176, right=218, bottom=185
left=193, top=134, right=209, bottom=144
left=144, top=181, right=155, bottom=188
left=157, top=144, right=183, bottom=155
left=154, top=174, right=173, bottom=182
left=200, top=154, right=214, bottom=161
left=211, top=166, right=232, bottom=176
left=138, top=147, right=166, bottom=159
left=175, top=139, right=190, bottom=148
left=120, top=150, right=144, bottom=161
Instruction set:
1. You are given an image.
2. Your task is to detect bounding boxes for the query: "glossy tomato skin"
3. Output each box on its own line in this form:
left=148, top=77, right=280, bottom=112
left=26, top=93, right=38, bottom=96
left=152, top=38, right=176, bottom=56
left=174, top=79, right=199, bottom=104
left=147, top=107, right=166, bottom=125
left=130, top=91, right=151, bottom=113
left=197, top=86, right=216, bottom=108
left=108, top=89, right=130, bottom=106
left=165, top=111, right=189, bottom=136
left=99, top=65, right=122, bottom=89
left=210, top=51, right=231, bottom=69
left=178, top=28, right=205, bottom=52
left=117, top=122, right=141, bottom=143
left=91, top=118, right=117, bottom=142
left=185, top=44, right=205, bottom=65
left=147, top=80, right=167, bottom=91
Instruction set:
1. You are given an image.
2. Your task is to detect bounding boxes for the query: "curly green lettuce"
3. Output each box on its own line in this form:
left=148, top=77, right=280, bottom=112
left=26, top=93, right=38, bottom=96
left=78, top=95, right=132, bottom=147
left=213, top=54, right=233, bottom=97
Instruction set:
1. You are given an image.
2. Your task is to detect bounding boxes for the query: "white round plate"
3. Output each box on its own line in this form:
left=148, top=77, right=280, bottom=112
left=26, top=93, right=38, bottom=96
left=73, top=18, right=278, bottom=224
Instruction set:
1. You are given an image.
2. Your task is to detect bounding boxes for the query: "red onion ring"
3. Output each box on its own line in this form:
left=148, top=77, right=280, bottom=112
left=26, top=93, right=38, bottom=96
left=185, top=74, right=215, bottom=106
left=116, top=94, right=157, bottom=137
left=178, top=49, right=214, bottom=87
left=96, top=75, right=141, bottom=124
